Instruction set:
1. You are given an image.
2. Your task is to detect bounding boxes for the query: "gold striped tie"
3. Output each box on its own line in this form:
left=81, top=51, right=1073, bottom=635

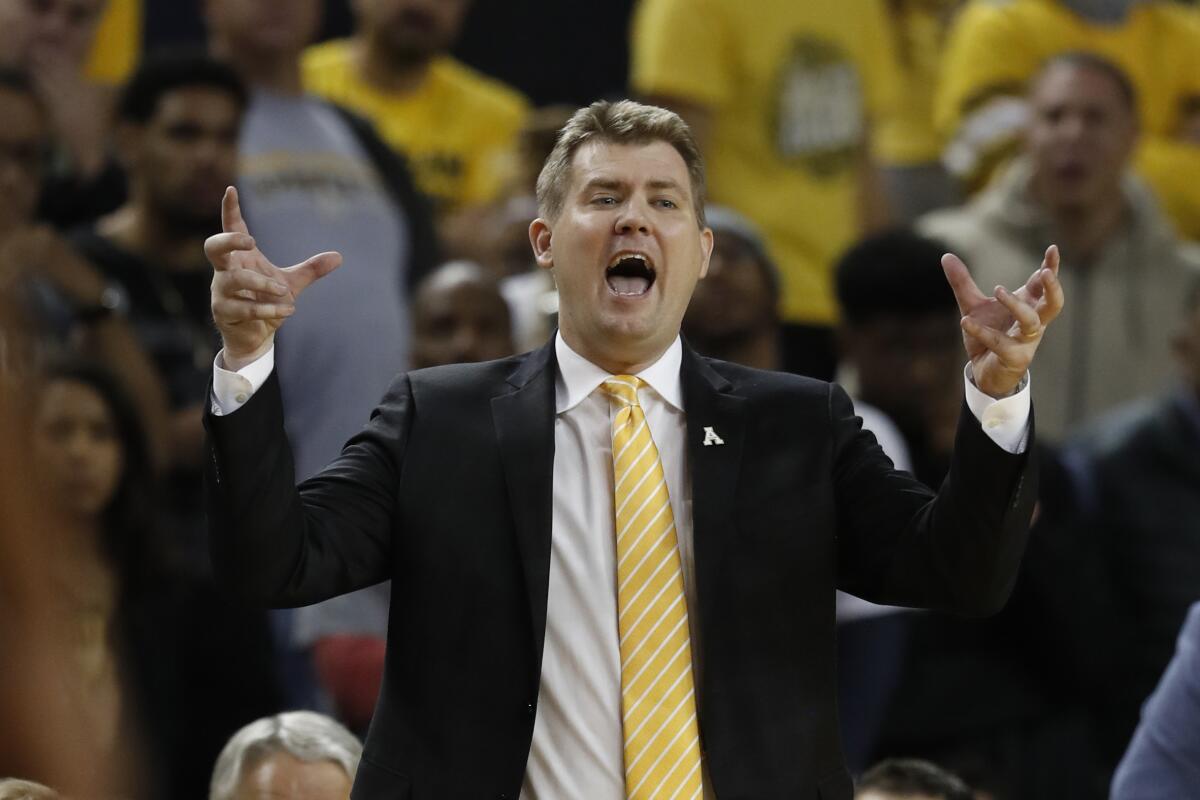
left=603, top=376, right=704, bottom=800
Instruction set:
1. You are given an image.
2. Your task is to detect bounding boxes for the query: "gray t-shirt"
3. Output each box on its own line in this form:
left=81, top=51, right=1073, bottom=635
left=238, top=89, right=411, bottom=483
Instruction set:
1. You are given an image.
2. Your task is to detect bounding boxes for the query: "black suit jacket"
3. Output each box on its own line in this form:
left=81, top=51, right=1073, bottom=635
left=204, top=341, right=1036, bottom=799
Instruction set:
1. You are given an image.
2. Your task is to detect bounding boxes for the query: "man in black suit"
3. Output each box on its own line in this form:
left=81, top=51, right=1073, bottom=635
left=202, top=101, right=1064, bottom=798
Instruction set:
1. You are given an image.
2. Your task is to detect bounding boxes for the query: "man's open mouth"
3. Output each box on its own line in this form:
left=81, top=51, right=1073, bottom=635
left=606, top=253, right=656, bottom=297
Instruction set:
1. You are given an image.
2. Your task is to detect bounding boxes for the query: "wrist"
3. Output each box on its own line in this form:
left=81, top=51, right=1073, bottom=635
left=220, top=339, right=274, bottom=372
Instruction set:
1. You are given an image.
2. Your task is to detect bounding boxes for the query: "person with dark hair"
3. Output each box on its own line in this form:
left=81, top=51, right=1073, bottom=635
left=923, top=53, right=1200, bottom=442
left=936, top=0, right=1200, bottom=240
left=302, top=0, right=529, bottom=216
left=836, top=230, right=964, bottom=486
left=0, top=67, right=170, bottom=454
left=856, top=758, right=972, bottom=800
left=681, top=206, right=781, bottom=370
left=31, top=359, right=283, bottom=800
left=0, top=0, right=126, bottom=227
left=66, top=51, right=247, bottom=561
left=200, top=98, right=1063, bottom=798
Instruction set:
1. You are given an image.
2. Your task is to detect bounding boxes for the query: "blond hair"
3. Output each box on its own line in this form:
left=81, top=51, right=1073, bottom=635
left=536, top=99, right=707, bottom=228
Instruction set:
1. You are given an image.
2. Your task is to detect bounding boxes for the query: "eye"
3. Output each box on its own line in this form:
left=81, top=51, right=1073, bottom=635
left=655, top=198, right=678, bottom=209
left=593, top=196, right=617, bottom=206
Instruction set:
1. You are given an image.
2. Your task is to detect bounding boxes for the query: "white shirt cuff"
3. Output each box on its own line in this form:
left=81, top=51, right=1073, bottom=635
left=211, top=346, right=275, bottom=416
left=963, top=363, right=1031, bottom=454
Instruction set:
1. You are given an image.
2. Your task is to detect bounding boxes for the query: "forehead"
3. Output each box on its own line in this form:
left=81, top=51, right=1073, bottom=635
left=150, top=85, right=242, bottom=123
left=1032, top=64, right=1130, bottom=110
left=568, top=139, right=692, bottom=191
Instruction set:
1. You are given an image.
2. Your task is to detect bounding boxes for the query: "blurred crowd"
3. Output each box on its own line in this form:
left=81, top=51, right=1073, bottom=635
left=2, top=0, right=1199, bottom=798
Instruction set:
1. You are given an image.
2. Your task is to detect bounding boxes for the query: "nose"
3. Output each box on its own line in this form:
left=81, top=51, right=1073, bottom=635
left=614, top=199, right=652, bottom=236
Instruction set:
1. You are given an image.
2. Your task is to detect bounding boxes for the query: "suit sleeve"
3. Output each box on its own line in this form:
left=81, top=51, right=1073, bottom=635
left=831, top=384, right=1036, bottom=616
left=204, top=370, right=411, bottom=608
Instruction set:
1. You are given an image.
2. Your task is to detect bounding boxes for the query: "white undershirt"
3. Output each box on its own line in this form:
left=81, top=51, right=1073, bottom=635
left=210, top=334, right=1031, bottom=798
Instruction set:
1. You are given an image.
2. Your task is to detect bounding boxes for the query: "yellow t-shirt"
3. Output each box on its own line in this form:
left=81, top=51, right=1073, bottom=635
left=936, top=0, right=1200, bottom=234
left=303, top=40, right=530, bottom=211
left=873, top=0, right=959, bottom=167
left=84, top=0, right=141, bottom=85
left=632, top=0, right=900, bottom=325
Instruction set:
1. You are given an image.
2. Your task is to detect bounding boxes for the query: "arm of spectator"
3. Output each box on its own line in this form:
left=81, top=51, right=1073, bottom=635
left=28, top=54, right=115, bottom=181
left=935, top=2, right=1038, bottom=186
left=0, top=226, right=172, bottom=470
left=311, top=634, right=387, bottom=734
left=857, top=139, right=892, bottom=234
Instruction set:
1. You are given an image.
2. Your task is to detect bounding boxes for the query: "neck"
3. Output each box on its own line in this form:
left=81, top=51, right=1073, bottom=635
left=1033, top=182, right=1128, bottom=262
left=562, top=328, right=672, bottom=376
left=213, top=39, right=303, bottom=95
left=99, top=203, right=210, bottom=273
left=355, top=36, right=432, bottom=93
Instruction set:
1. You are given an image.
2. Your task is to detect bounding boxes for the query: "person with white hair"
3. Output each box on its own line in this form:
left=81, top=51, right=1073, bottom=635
left=0, top=779, right=59, bottom=800
left=209, top=711, right=362, bottom=800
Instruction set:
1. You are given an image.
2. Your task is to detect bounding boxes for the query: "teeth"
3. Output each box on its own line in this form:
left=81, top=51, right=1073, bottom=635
left=608, top=252, right=652, bottom=269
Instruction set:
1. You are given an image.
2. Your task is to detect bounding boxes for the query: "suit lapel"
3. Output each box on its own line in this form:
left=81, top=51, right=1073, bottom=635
left=491, top=342, right=557, bottom=670
left=681, top=347, right=746, bottom=675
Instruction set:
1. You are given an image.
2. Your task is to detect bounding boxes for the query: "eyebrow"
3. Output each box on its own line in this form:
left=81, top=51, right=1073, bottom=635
left=578, top=177, right=687, bottom=194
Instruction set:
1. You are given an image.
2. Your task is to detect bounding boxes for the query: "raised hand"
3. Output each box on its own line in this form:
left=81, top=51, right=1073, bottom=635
left=942, top=245, right=1065, bottom=398
left=206, top=187, right=342, bottom=370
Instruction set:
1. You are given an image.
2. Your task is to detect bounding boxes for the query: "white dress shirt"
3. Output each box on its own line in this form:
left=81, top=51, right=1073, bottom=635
left=211, top=335, right=1031, bottom=798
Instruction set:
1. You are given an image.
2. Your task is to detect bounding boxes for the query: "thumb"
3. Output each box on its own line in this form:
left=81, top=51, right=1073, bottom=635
left=282, top=251, right=342, bottom=294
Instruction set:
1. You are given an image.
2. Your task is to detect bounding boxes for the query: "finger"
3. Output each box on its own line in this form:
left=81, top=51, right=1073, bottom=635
left=994, top=285, right=1041, bottom=338
left=214, top=268, right=289, bottom=298
left=282, top=251, right=342, bottom=293
left=212, top=296, right=295, bottom=322
left=204, top=231, right=256, bottom=272
left=221, top=186, right=250, bottom=236
left=962, top=317, right=1024, bottom=365
left=1043, top=244, right=1060, bottom=276
left=942, top=253, right=988, bottom=315
left=1036, top=263, right=1066, bottom=325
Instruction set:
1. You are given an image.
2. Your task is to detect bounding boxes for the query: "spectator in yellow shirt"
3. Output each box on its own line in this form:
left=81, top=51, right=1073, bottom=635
left=631, top=0, right=899, bottom=380
left=937, top=0, right=1200, bottom=240
left=302, top=0, right=530, bottom=215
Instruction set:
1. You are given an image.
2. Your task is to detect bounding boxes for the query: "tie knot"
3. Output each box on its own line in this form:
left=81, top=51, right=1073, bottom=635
left=602, top=376, right=643, bottom=408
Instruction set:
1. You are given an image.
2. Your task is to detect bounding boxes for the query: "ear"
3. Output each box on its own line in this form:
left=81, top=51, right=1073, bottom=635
left=113, top=122, right=142, bottom=172
left=529, top=218, right=554, bottom=271
left=697, top=226, right=714, bottom=279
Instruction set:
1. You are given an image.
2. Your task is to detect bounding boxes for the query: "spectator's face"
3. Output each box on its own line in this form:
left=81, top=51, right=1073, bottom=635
left=33, top=379, right=122, bottom=520
left=412, top=278, right=514, bottom=369
left=233, top=753, right=351, bottom=800
left=843, top=312, right=963, bottom=445
left=205, top=0, right=319, bottom=59
left=683, top=231, right=776, bottom=342
left=532, top=139, right=712, bottom=368
left=21, top=0, right=106, bottom=68
left=125, top=86, right=241, bottom=232
left=0, top=86, right=46, bottom=235
left=1026, top=63, right=1137, bottom=212
left=355, top=0, right=469, bottom=64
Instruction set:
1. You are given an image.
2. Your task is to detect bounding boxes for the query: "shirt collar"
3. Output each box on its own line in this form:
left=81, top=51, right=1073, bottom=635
left=554, top=332, right=684, bottom=414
